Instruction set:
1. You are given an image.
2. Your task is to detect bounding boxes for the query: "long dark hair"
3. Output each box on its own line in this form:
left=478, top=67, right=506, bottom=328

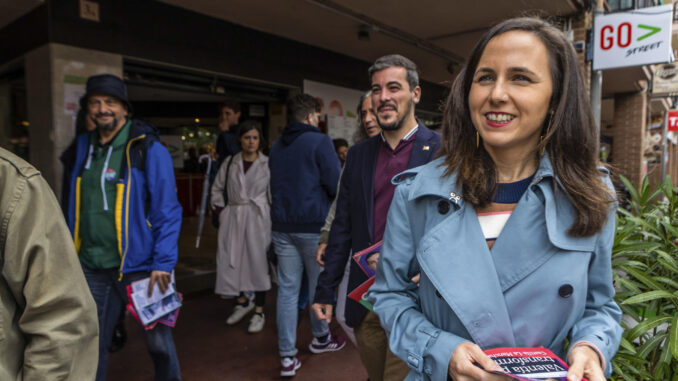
left=440, top=17, right=613, bottom=237
left=353, top=90, right=372, bottom=142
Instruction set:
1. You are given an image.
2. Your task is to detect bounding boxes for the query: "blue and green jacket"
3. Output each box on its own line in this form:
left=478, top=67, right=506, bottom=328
left=65, top=120, right=182, bottom=278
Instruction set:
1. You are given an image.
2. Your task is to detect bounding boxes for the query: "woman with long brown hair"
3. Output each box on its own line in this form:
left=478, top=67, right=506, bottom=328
left=370, top=17, right=622, bottom=381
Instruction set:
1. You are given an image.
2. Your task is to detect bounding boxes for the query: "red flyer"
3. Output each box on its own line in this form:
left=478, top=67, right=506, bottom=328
left=347, top=276, right=375, bottom=311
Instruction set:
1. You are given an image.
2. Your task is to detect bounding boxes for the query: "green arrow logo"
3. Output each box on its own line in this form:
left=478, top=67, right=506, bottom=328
left=637, top=24, right=661, bottom=41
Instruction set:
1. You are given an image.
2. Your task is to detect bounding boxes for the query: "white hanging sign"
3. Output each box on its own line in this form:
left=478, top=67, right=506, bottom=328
left=593, top=4, right=673, bottom=70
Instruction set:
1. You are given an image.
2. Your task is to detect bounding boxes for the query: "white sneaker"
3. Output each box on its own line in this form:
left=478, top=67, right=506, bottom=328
left=247, top=313, right=265, bottom=333
left=280, top=356, right=301, bottom=377
left=226, top=301, right=254, bottom=325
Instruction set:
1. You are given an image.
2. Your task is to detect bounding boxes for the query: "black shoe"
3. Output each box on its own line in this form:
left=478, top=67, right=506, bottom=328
left=108, top=322, right=127, bottom=353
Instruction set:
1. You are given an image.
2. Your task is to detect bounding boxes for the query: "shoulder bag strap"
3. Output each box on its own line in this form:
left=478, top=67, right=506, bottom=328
left=222, top=155, right=235, bottom=206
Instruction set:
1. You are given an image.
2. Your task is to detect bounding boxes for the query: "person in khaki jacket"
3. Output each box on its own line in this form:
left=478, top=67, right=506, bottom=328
left=0, top=147, right=98, bottom=380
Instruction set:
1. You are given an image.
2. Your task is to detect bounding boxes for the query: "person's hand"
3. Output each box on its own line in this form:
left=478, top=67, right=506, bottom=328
left=316, top=243, right=327, bottom=265
left=311, top=303, right=333, bottom=323
left=567, top=345, right=605, bottom=381
left=148, top=270, right=171, bottom=297
left=411, top=273, right=421, bottom=286
left=448, top=341, right=510, bottom=381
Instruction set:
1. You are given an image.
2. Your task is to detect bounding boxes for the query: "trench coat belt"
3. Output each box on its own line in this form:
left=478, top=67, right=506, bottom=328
left=226, top=194, right=269, bottom=267
left=228, top=194, right=268, bottom=212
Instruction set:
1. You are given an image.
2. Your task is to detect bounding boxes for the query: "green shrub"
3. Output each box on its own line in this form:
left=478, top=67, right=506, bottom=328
left=611, top=175, right=678, bottom=381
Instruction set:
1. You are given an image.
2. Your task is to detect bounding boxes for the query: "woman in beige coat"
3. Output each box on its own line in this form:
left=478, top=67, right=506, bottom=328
left=211, top=121, right=271, bottom=333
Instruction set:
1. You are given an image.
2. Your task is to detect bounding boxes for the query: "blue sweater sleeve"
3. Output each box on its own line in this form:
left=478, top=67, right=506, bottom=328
left=145, top=142, right=183, bottom=272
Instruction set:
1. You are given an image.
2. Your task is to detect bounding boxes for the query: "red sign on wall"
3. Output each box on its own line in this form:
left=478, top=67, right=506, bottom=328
left=669, top=110, right=678, bottom=132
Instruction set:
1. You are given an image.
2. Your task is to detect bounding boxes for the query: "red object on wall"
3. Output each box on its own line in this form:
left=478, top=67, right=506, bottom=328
left=668, top=110, right=678, bottom=132
left=175, top=173, right=206, bottom=217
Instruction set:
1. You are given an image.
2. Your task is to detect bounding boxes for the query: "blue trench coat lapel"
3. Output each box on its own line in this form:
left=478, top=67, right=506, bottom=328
left=406, top=166, right=517, bottom=349
left=488, top=183, right=559, bottom=292
left=417, top=201, right=517, bottom=349
left=489, top=177, right=597, bottom=293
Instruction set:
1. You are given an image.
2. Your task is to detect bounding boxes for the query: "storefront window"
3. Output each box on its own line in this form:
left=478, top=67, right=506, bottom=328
left=608, top=0, right=635, bottom=11
left=608, top=0, right=663, bottom=11
left=181, top=126, right=216, bottom=173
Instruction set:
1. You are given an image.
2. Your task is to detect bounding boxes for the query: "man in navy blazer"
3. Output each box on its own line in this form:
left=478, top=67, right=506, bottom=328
left=313, top=55, right=441, bottom=381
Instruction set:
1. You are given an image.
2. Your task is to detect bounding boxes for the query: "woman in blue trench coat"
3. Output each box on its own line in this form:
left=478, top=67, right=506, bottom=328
left=369, top=18, right=623, bottom=381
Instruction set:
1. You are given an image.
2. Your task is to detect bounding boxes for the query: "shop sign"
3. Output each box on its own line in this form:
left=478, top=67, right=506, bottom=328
left=593, top=4, right=673, bottom=70
left=652, top=63, right=678, bottom=94
left=303, top=79, right=363, bottom=143
left=63, top=75, right=87, bottom=117
left=668, top=110, right=678, bottom=132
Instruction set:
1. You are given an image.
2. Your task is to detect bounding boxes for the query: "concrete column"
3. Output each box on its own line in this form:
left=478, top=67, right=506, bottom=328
left=611, top=92, right=647, bottom=189
left=25, top=43, right=122, bottom=194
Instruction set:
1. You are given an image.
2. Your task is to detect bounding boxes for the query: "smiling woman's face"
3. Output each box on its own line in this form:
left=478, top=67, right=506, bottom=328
left=468, top=30, right=553, bottom=156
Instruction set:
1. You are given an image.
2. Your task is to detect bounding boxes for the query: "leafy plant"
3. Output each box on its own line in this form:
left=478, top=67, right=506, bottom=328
left=611, top=175, right=678, bottom=381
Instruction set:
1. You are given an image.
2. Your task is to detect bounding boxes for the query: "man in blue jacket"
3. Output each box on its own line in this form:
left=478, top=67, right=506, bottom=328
left=312, top=55, right=442, bottom=381
left=64, top=74, right=182, bottom=381
left=269, top=94, right=344, bottom=377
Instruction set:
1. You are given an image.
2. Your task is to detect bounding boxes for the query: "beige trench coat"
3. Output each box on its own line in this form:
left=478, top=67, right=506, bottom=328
left=211, top=152, right=271, bottom=296
left=0, top=147, right=99, bottom=380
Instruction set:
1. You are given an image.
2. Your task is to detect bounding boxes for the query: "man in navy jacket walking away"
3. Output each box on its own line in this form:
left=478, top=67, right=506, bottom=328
left=269, top=94, right=345, bottom=377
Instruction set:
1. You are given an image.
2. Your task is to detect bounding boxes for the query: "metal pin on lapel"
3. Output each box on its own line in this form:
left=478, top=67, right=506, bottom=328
left=423, top=145, right=430, bottom=151
left=449, top=192, right=461, bottom=203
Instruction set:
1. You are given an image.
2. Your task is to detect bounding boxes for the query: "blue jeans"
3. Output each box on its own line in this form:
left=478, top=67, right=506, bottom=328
left=82, top=266, right=181, bottom=381
left=272, top=232, right=330, bottom=357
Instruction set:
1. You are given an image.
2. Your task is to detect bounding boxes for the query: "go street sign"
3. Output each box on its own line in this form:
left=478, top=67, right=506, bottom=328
left=593, top=4, right=673, bottom=70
